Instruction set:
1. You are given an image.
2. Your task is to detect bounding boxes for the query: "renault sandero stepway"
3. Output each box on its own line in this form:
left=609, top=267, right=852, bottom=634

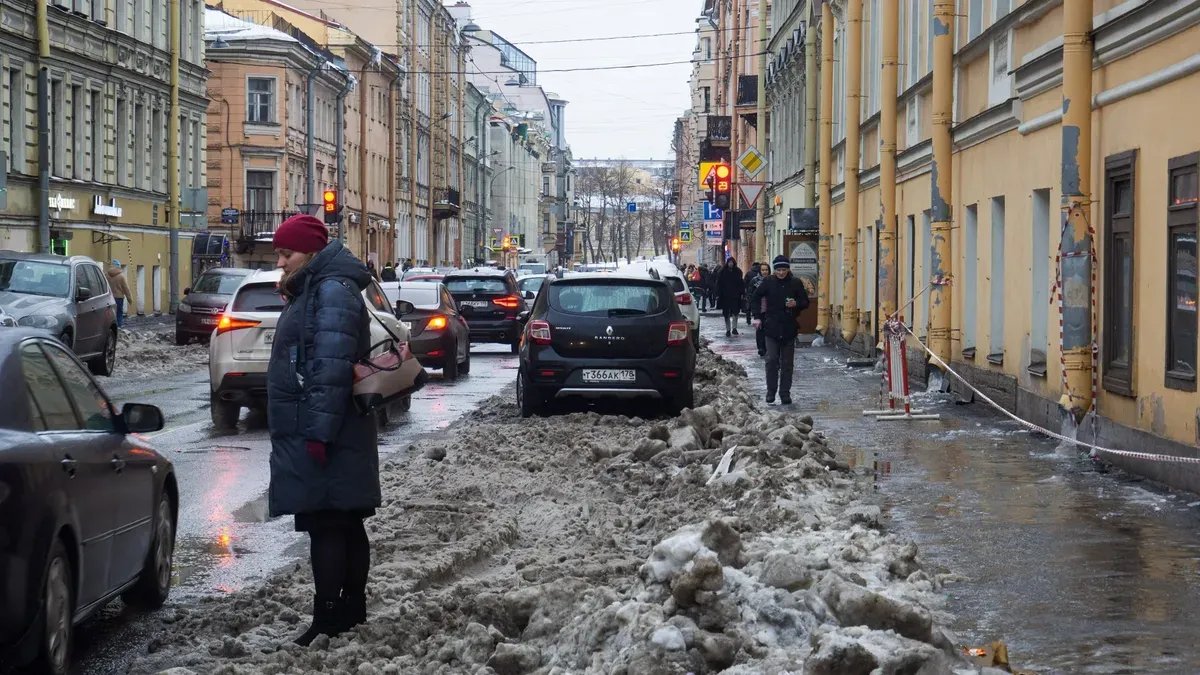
left=515, top=271, right=696, bottom=417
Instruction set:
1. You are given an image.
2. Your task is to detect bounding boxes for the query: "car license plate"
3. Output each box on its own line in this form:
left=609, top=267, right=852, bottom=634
left=582, top=369, right=636, bottom=383
left=200, top=316, right=217, bottom=325
left=263, top=330, right=274, bottom=344
left=460, top=300, right=489, bottom=308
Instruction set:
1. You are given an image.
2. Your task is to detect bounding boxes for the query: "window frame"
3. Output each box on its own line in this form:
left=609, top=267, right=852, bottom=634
left=246, top=76, right=277, bottom=125
left=1165, top=151, right=1199, bottom=392
left=1103, top=149, right=1137, bottom=396
left=41, top=341, right=117, bottom=433
left=245, top=169, right=276, bottom=213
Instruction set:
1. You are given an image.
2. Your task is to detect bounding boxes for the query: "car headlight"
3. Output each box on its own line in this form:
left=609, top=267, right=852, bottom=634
left=17, top=314, right=59, bottom=329
left=178, top=302, right=192, bottom=313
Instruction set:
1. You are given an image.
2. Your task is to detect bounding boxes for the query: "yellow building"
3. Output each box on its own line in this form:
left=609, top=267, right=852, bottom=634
left=808, top=0, right=1200, bottom=487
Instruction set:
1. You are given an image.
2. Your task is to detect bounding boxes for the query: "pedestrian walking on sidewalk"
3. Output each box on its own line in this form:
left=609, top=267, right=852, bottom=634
left=266, top=214, right=382, bottom=647
left=106, top=260, right=133, bottom=328
left=751, top=255, right=810, bottom=405
left=716, top=257, right=745, bottom=336
left=749, top=262, right=770, bottom=356
left=743, top=262, right=761, bottom=326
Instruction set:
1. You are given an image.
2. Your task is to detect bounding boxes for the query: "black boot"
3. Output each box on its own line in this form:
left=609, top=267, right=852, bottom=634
left=340, top=593, right=367, bottom=630
left=295, top=597, right=342, bottom=646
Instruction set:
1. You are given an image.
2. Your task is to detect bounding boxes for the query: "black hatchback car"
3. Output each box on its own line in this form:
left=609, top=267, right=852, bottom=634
left=515, top=271, right=696, bottom=417
left=176, top=267, right=254, bottom=344
left=0, top=329, right=176, bottom=675
left=443, top=268, right=527, bottom=353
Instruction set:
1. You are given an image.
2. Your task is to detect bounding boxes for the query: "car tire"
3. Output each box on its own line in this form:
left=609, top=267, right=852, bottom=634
left=669, top=383, right=695, bottom=416
left=510, top=338, right=520, bottom=355
left=398, top=395, right=412, bottom=413
left=35, top=538, right=73, bottom=675
left=692, top=329, right=700, bottom=350
left=459, top=345, right=471, bottom=374
left=517, top=370, right=543, bottom=418
left=443, top=340, right=460, bottom=380
left=122, top=493, right=174, bottom=609
left=175, top=331, right=189, bottom=346
left=58, top=329, right=74, bottom=351
left=88, top=328, right=117, bottom=376
left=210, top=393, right=240, bottom=430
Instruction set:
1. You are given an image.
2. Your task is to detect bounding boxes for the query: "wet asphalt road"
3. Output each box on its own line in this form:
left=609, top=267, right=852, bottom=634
left=703, top=314, right=1200, bottom=674
left=70, top=344, right=520, bottom=674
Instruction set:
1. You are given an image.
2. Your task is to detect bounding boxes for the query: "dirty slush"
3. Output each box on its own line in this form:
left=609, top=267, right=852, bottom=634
left=131, top=347, right=978, bottom=674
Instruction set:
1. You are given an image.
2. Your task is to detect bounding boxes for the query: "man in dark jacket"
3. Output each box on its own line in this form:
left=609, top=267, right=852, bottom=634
left=743, top=262, right=761, bottom=326
left=267, top=214, right=380, bottom=646
left=751, top=255, right=810, bottom=405
left=716, top=257, right=745, bottom=336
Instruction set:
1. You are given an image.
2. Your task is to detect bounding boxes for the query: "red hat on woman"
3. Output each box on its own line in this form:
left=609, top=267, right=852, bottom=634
left=273, top=214, right=329, bottom=254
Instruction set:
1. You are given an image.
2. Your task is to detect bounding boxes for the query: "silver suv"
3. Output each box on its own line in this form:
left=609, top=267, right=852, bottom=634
left=0, top=252, right=118, bottom=375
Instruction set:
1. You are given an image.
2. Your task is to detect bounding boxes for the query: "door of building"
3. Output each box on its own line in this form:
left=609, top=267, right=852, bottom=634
left=784, top=233, right=819, bottom=334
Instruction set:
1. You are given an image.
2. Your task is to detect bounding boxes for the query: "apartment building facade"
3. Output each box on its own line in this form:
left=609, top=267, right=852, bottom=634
left=0, top=0, right=207, bottom=314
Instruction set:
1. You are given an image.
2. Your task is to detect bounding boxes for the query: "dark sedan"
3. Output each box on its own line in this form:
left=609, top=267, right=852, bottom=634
left=0, top=329, right=176, bottom=675
left=443, top=268, right=527, bottom=353
left=175, top=267, right=254, bottom=345
left=394, top=281, right=472, bottom=380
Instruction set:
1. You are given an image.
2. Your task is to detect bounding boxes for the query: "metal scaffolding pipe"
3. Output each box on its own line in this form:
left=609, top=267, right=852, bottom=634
left=877, top=0, right=899, bottom=331
left=840, top=0, right=863, bottom=345
left=817, top=0, right=834, bottom=336
left=928, top=0, right=956, bottom=367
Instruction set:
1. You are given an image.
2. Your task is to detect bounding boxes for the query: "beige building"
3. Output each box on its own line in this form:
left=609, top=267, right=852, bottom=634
left=0, top=0, right=208, bottom=313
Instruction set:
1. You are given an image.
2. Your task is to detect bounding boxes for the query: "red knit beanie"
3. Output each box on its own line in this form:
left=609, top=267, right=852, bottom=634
left=273, top=214, right=329, bottom=254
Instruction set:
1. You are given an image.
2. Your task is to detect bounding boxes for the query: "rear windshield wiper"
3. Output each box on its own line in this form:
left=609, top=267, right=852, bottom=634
left=607, top=308, right=647, bottom=317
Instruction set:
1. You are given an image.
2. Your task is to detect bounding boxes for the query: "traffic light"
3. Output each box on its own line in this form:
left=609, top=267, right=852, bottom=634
left=322, top=190, right=341, bottom=225
left=670, top=237, right=681, bottom=252
left=713, top=162, right=732, bottom=211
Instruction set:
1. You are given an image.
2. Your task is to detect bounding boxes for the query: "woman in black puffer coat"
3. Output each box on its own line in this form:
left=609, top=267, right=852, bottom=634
left=267, top=214, right=380, bottom=646
left=715, top=257, right=745, bottom=336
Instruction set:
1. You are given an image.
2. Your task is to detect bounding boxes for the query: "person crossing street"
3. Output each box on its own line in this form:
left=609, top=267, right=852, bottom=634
left=751, top=255, right=809, bottom=405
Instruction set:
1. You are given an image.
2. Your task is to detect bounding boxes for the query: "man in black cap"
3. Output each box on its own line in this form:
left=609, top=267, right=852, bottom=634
left=750, top=255, right=809, bottom=405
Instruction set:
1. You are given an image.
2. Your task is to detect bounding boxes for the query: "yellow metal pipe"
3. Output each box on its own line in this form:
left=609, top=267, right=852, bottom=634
left=878, top=0, right=899, bottom=331
left=1060, top=0, right=1095, bottom=419
left=817, top=0, right=834, bottom=336
left=167, top=0, right=181, bottom=312
left=840, top=0, right=863, bottom=345
left=928, top=0, right=955, bottom=366
left=803, top=6, right=818, bottom=210
left=754, top=0, right=769, bottom=261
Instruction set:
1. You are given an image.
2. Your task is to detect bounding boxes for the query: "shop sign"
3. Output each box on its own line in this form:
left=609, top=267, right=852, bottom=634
left=48, top=193, right=77, bottom=213
left=93, top=196, right=123, bottom=217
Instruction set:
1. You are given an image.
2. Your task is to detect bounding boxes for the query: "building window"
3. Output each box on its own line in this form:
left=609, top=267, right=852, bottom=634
left=69, top=85, right=82, bottom=179
left=116, top=98, right=128, bottom=186
left=542, top=175, right=550, bottom=196
left=702, top=37, right=712, bottom=61
left=49, top=79, right=62, bottom=176
left=134, top=102, right=145, bottom=188
left=89, top=90, right=102, bottom=181
left=907, top=0, right=921, bottom=86
left=246, top=170, right=275, bottom=213
left=247, top=78, right=275, bottom=123
left=867, top=0, right=880, bottom=115
left=1166, top=152, right=1198, bottom=391
left=702, top=87, right=711, bottom=114
left=7, top=68, right=23, bottom=170
left=151, top=108, right=163, bottom=191
left=921, top=209, right=931, bottom=336
left=1030, top=188, right=1051, bottom=373
left=988, top=31, right=1011, bottom=106
left=962, top=204, right=978, bottom=351
left=968, top=0, right=983, bottom=41
left=906, top=215, right=915, bottom=315
left=1103, top=150, right=1137, bottom=395
left=993, top=0, right=1011, bottom=19
left=988, top=197, right=1006, bottom=361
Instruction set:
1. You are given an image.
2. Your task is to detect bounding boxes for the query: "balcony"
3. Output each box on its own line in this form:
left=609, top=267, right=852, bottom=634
left=433, top=187, right=461, bottom=221
left=706, top=115, right=731, bottom=143
left=237, top=210, right=303, bottom=243
left=736, top=75, right=758, bottom=107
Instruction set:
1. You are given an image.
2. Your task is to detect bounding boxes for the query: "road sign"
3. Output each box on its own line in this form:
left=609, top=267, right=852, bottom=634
left=738, top=182, right=766, bottom=208
left=702, top=201, right=723, bottom=221
left=680, top=220, right=691, bottom=232
left=220, top=207, right=240, bottom=224
left=698, top=161, right=720, bottom=189
left=738, top=145, right=766, bottom=178
left=680, top=230, right=692, bottom=243
left=627, top=201, right=637, bottom=213
left=704, top=220, right=723, bottom=245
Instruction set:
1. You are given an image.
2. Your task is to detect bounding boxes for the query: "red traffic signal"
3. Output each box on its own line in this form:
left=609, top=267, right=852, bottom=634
left=671, top=237, right=681, bottom=252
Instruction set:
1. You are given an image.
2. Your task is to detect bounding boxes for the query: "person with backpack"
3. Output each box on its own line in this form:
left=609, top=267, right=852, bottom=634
left=751, top=255, right=810, bottom=405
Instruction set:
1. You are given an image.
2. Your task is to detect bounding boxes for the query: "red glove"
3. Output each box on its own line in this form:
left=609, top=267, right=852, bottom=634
left=306, top=440, right=328, bottom=466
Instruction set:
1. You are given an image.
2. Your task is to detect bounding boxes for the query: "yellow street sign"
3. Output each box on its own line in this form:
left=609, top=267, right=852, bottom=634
left=698, top=161, right=721, bottom=189
left=738, top=146, right=766, bottom=178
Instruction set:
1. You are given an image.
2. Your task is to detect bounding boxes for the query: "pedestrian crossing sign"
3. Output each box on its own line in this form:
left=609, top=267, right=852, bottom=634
left=680, top=230, right=692, bottom=243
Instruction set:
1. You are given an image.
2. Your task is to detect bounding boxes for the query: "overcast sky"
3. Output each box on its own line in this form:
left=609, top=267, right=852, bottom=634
left=460, top=0, right=698, bottom=161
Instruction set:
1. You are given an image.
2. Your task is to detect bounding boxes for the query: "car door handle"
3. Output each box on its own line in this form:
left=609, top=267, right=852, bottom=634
left=110, top=456, right=126, bottom=473
left=60, top=457, right=78, bottom=477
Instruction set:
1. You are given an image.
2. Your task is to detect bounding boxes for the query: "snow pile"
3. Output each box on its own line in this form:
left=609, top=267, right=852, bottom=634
left=129, top=349, right=976, bottom=674
left=110, top=325, right=207, bottom=380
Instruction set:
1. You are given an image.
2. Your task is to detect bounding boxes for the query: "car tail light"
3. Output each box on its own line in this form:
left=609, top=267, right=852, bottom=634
left=493, top=295, right=522, bottom=310
left=675, top=292, right=693, bottom=305
left=216, top=314, right=261, bottom=335
left=528, top=320, right=552, bottom=345
left=667, top=321, right=689, bottom=346
left=426, top=315, right=448, bottom=331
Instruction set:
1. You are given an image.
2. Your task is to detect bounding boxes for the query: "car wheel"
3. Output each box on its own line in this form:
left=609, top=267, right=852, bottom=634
left=668, top=383, right=695, bottom=416
left=459, top=345, right=471, bottom=374
left=58, top=329, right=74, bottom=351
left=443, top=340, right=460, bottom=380
left=398, top=395, right=412, bottom=413
left=122, top=493, right=174, bottom=609
left=36, top=538, right=73, bottom=675
left=175, top=331, right=189, bottom=346
left=210, top=392, right=240, bottom=430
left=88, top=328, right=117, bottom=376
left=692, top=329, right=700, bottom=350
left=510, top=337, right=520, bottom=355
left=517, top=369, right=543, bottom=418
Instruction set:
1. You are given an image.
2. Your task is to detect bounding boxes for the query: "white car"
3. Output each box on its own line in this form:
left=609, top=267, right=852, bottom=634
left=207, top=270, right=415, bottom=430
left=621, top=260, right=700, bottom=348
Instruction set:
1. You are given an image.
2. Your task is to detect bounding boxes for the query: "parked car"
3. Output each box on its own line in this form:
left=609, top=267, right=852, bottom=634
left=517, top=274, right=548, bottom=300
left=393, top=281, right=472, bottom=379
left=402, top=267, right=438, bottom=281
left=175, top=267, right=254, bottom=345
left=0, top=328, right=175, bottom=675
left=622, top=260, right=700, bottom=349
left=402, top=274, right=444, bottom=283
left=443, top=268, right=527, bottom=353
left=0, top=252, right=118, bottom=376
left=207, top=270, right=419, bottom=430
left=515, top=270, right=696, bottom=417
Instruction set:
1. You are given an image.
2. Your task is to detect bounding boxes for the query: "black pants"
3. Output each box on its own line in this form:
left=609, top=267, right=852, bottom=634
left=302, top=512, right=371, bottom=602
left=765, top=335, right=796, bottom=398
left=756, top=326, right=766, bottom=354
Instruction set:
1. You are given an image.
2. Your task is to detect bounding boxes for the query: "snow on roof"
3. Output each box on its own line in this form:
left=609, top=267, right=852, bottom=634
left=204, top=8, right=298, bottom=43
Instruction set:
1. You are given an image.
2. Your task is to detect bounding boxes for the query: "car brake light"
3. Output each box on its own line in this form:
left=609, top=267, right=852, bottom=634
left=426, top=315, right=448, bottom=331
left=667, top=321, right=689, bottom=346
left=216, top=314, right=261, bottom=335
left=675, top=292, right=693, bottom=305
left=493, top=295, right=522, bottom=310
left=528, top=320, right=552, bottom=345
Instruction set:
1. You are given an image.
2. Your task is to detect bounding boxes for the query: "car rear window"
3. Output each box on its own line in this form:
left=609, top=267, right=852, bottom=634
left=446, top=277, right=508, bottom=294
left=518, top=276, right=545, bottom=293
left=232, top=283, right=286, bottom=312
left=663, top=277, right=685, bottom=293
left=399, top=287, right=440, bottom=309
left=550, top=281, right=670, bottom=316
left=193, top=272, right=246, bottom=294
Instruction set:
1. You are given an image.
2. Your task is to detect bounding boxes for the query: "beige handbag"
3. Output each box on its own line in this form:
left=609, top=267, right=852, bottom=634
left=351, top=305, right=428, bottom=413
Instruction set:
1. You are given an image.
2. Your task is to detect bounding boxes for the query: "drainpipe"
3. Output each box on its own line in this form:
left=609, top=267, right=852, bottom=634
left=803, top=7, right=817, bottom=210
left=877, top=0, right=899, bottom=332
left=840, top=0, right=862, bottom=345
left=753, top=0, right=769, bottom=260
left=358, top=62, right=370, bottom=258
left=729, top=0, right=741, bottom=260
left=36, top=0, right=50, bottom=254
left=167, top=0, right=180, bottom=312
left=305, top=66, right=319, bottom=206
left=388, top=71, right=402, bottom=267
left=335, top=73, right=354, bottom=243
left=817, top=0, right=834, bottom=336
left=1060, top=0, right=1095, bottom=419
left=929, top=0, right=955, bottom=368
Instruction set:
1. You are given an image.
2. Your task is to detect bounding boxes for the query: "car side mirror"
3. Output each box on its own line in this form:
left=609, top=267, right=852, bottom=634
left=183, top=287, right=191, bottom=295
left=75, top=287, right=92, bottom=302
left=394, top=300, right=415, bottom=316
left=517, top=311, right=530, bottom=324
left=122, top=402, right=164, bottom=433
left=523, top=290, right=535, bottom=300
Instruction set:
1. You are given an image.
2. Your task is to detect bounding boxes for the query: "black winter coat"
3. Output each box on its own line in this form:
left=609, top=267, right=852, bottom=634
left=715, top=264, right=745, bottom=311
left=267, top=241, right=381, bottom=518
left=751, top=272, right=810, bottom=341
